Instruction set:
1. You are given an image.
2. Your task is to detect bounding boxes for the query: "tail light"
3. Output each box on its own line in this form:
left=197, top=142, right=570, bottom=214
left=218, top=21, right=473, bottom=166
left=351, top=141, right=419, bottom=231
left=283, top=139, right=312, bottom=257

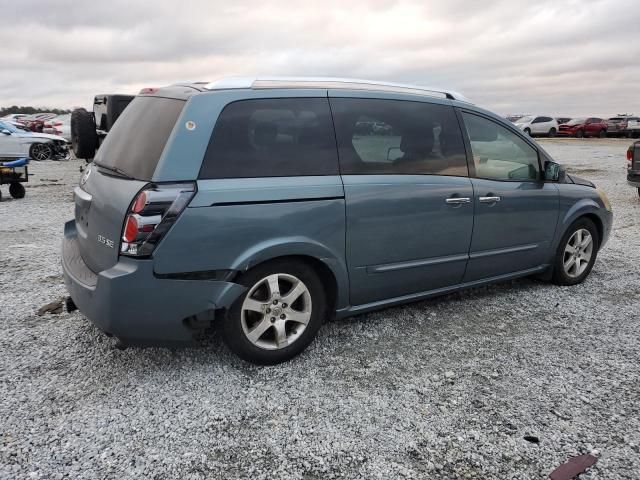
left=628, top=148, right=633, bottom=162
left=120, top=182, right=196, bottom=257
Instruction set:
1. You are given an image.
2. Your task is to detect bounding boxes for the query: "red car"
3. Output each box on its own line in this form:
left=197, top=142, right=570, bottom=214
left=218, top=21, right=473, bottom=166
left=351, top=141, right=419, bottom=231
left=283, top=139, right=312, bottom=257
left=558, top=118, right=607, bottom=138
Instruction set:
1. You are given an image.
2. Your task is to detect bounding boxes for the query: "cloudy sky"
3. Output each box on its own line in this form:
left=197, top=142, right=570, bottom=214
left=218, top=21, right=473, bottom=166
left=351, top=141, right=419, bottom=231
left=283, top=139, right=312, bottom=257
left=2, top=0, right=639, bottom=116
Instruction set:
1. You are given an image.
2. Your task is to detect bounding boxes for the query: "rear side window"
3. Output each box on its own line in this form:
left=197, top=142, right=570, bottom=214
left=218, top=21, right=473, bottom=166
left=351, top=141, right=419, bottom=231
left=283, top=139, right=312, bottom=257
left=94, top=96, right=184, bottom=180
left=330, top=98, right=468, bottom=176
left=200, top=98, right=338, bottom=179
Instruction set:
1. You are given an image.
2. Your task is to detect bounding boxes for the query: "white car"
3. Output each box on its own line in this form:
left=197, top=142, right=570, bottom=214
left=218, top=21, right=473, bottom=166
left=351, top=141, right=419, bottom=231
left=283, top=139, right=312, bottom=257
left=1, top=113, right=29, bottom=123
left=513, top=115, right=559, bottom=137
left=0, top=120, right=70, bottom=160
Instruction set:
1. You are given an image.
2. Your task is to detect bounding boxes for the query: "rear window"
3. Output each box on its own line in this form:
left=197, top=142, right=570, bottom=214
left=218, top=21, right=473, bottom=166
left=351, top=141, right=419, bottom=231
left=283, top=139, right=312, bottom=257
left=94, top=96, right=185, bottom=180
left=200, top=98, right=338, bottom=179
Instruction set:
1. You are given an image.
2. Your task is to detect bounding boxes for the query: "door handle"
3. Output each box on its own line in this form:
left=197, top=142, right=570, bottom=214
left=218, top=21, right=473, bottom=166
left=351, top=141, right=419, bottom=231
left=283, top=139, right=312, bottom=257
left=479, top=196, right=501, bottom=203
left=445, top=197, right=471, bottom=205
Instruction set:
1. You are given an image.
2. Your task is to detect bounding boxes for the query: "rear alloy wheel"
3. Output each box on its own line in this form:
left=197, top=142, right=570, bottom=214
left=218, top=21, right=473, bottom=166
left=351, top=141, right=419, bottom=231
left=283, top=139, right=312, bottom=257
left=548, top=128, right=557, bottom=137
left=552, top=218, right=599, bottom=285
left=29, top=142, right=53, bottom=161
left=221, top=260, right=326, bottom=364
left=575, top=130, right=584, bottom=138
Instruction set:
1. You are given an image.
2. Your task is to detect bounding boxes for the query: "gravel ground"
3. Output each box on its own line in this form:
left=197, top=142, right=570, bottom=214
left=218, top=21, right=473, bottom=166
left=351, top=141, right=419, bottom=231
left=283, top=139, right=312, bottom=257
left=1, top=138, right=639, bottom=479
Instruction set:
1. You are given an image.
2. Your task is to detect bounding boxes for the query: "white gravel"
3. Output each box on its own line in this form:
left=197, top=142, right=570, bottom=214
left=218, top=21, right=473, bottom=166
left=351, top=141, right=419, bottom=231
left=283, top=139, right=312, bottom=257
left=1, top=139, right=639, bottom=479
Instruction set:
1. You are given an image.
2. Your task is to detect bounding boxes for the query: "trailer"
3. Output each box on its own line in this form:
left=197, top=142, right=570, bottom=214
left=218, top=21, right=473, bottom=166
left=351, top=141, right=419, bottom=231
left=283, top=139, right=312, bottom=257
left=0, top=157, right=29, bottom=201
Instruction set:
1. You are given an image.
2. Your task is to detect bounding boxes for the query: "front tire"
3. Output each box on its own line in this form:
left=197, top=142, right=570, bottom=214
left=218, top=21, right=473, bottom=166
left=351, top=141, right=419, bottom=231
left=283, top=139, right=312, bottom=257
left=552, top=218, right=599, bottom=286
left=575, top=129, right=584, bottom=138
left=548, top=128, right=556, bottom=137
left=524, top=128, right=531, bottom=137
left=221, top=259, right=327, bottom=364
left=29, top=142, right=53, bottom=160
left=599, top=129, right=606, bottom=138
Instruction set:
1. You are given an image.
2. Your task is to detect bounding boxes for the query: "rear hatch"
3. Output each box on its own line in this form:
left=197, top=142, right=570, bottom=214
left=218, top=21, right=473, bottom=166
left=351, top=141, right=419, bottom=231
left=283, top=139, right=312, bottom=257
left=74, top=95, right=186, bottom=273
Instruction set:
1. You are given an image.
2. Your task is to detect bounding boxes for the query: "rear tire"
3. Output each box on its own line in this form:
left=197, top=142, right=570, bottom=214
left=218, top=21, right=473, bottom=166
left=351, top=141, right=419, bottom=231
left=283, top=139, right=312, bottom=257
left=524, top=128, right=531, bottom=137
left=637, top=187, right=640, bottom=198
left=70, top=108, right=98, bottom=160
left=221, top=259, right=327, bottom=365
left=599, top=129, right=606, bottom=138
left=548, top=128, right=556, bottom=137
left=552, top=218, right=599, bottom=286
left=575, top=129, right=584, bottom=138
left=9, top=182, right=25, bottom=199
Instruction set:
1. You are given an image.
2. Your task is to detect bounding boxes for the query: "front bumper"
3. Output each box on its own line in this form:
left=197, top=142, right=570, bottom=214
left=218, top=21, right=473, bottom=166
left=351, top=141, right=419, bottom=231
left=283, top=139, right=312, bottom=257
left=61, top=220, right=246, bottom=346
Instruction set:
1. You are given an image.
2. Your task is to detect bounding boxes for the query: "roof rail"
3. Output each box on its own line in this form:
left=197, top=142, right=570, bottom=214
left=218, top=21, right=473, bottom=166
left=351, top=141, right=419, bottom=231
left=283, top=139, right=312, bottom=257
left=203, top=76, right=471, bottom=103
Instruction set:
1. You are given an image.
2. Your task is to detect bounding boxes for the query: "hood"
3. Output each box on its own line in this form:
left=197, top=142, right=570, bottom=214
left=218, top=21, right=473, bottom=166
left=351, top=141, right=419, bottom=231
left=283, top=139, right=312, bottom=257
left=17, top=132, right=68, bottom=142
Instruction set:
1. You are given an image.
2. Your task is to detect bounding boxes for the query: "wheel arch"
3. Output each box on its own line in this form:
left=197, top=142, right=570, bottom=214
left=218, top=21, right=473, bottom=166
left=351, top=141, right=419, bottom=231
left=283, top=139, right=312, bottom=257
left=230, top=239, right=349, bottom=312
left=556, top=200, right=604, bottom=250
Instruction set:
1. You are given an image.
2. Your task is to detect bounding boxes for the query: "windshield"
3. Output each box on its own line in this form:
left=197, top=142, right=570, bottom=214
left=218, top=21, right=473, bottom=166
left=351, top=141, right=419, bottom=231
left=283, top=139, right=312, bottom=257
left=608, top=117, right=625, bottom=123
left=94, top=96, right=185, bottom=180
left=0, top=121, right=21, bottom=133
left=516, top=116, right=533, bottom=123
left=566, top=118, right=586, bottom=125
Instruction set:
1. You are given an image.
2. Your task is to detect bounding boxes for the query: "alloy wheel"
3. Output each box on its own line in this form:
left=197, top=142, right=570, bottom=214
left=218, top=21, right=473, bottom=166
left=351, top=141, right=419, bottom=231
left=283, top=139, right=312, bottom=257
left=31, top=143, right=53, bottom=160
left=563, top=228, right=593, bottom=278
left=240, top=273, right=312, bottom=350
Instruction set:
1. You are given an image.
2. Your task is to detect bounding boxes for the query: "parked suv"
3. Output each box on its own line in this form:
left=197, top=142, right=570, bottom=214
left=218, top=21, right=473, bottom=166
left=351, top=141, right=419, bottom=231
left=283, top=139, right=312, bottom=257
left=61, top=77, right=613, bottom=364
left=513, top=115, right=559, bottom=137
left=607, top=116, right=637, bottom=137
left=558, top=118, right=608, bottom=138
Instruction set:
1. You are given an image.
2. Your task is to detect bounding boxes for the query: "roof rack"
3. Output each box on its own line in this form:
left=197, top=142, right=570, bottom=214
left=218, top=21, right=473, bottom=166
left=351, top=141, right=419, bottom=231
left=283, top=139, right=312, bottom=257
left=203, top=76, right=471, bottom=103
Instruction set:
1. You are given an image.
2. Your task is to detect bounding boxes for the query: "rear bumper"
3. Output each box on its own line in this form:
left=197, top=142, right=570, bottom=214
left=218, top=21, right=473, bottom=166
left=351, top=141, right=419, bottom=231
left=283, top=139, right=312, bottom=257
left=61, top=220, right=246, bottom=346
left=628, top=172, right=640, bottom=188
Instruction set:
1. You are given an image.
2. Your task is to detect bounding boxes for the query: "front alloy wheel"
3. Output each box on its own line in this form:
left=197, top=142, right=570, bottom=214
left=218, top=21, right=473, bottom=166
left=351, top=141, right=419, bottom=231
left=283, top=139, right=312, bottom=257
left=562, top=228, right=594, bottom=278
left=221, top=260, right=326, bottom=364
left=552, top=218, right=599, bottom=285
left=29, top=142, right=53, bottom=161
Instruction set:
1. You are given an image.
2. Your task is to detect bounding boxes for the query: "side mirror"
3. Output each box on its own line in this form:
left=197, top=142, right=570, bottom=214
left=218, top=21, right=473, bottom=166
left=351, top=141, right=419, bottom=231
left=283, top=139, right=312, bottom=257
left=1, top=129, right=11, bottom=135
left=544, top=160, right=566, bottom=182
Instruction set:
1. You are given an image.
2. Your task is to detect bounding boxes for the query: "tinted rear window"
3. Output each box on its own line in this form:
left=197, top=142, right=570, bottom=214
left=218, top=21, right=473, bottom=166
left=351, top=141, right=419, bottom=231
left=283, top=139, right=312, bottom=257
left=94, top=96, right=185, bottom=180
left=200, top=98, right=338, bottom=179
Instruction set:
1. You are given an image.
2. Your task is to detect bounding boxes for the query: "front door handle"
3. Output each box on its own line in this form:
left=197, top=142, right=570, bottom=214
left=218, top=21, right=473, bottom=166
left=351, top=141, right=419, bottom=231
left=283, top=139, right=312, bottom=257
left=445, top=197, right=471, bottom=205
left=479, top=196, right=501, bottom=203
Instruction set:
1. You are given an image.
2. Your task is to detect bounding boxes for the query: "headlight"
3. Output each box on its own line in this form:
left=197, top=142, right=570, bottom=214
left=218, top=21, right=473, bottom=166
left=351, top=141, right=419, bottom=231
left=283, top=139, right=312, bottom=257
left=597, top=188, right=612, bottom=212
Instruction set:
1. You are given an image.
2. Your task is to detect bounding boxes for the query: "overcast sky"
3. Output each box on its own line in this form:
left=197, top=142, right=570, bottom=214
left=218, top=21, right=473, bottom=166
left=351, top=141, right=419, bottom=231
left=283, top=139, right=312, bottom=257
left=2, top=0, right=639, bottom=116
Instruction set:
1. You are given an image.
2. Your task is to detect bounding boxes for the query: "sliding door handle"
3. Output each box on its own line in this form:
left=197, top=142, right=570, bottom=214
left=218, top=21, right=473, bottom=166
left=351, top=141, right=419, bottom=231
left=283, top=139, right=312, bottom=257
left=445, top=197, right=471, bottom=205
left=479, top=196, right=501, bottom=203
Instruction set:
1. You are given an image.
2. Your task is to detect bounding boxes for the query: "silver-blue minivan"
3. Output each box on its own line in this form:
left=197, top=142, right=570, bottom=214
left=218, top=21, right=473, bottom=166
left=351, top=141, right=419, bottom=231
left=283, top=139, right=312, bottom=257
left=62, top=77, right=613, bottom=364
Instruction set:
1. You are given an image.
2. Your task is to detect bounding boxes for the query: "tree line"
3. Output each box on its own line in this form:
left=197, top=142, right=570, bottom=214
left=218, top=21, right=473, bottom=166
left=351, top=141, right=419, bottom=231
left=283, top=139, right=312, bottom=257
left=1, top=106, right=72, bottom=116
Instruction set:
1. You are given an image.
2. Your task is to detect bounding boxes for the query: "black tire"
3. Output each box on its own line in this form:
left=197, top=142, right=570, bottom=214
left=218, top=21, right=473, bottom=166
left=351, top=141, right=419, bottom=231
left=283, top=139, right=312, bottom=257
left=637, top=187, right=640, bottom=198
left=524, top=128, right=531, bottom=137
left=9, top=182, right=25, bottom=199
left=221, top=259, right=327, bottom=365
left=552, top=218, right=599, bottom=286
left=29, top=142, right=53, bottom=160
left=71, top=108, right=98, bottom=159
left=575, top=129, right=584, bottom=138
left=599, top=129, right=606, bottom=138
left=548, top=128, right=556, bottom=138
